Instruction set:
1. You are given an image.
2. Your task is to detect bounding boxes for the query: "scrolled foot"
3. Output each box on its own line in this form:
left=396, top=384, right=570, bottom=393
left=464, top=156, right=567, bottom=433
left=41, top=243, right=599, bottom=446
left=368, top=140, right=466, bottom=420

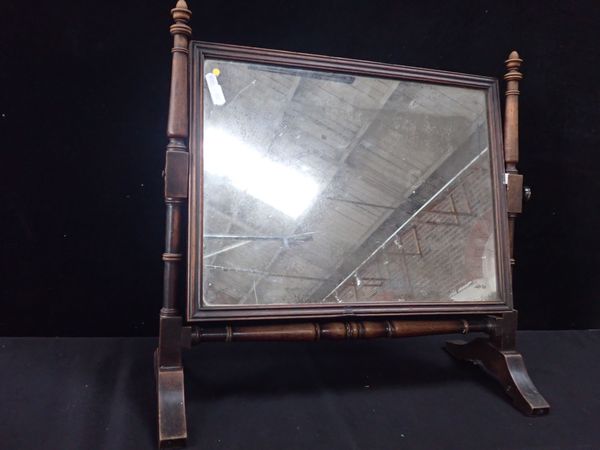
left=445, top=338, right=550, bottom=416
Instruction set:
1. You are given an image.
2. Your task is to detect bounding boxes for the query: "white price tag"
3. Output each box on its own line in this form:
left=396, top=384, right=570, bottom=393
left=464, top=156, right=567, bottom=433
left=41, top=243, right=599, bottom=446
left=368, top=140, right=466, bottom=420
left=205, top=72, right=226, bottom=106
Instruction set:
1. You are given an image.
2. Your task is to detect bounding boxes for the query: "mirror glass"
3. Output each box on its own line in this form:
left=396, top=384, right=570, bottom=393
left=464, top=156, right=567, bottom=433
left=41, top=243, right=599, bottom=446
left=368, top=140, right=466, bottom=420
left=201, top=58, right=498, bottom=306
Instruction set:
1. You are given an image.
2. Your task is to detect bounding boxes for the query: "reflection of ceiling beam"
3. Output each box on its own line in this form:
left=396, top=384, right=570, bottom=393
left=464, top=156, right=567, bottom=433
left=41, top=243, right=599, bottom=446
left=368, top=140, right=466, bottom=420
left=206, top=264, right=328, bottom=282
left=286, top=76, right=302, bottom=101
left=238, top=80, right=400, bottom=303
left=326, top=196, right=395, bottom=210
left=304, top=117, right=483, bottom=301
left=204, top=204, right=255, bottom=266
left=309, top=121, right=487, bottom=301
left=416, top=220, right=462, bottom=227
left=204, top=240, right=250, bottom=259
left=205, top=203, right=258, bottom=234
left=232, top=78, right=305, bottom=304
left=238, top=245, right=285, bottom=304
left=206, top=72, right=489, bottom=305
left=239, top=83, right=476, bottom=303
left=336, top=82, right=399, bottom=166
left=205, top=232, right=314, bottom=243
left=206, top=284, right=240, bottom=305
left=207, top=77, right=303, bottom=270
left=426, top=209, right=473, bottom=217
left=322, top=147, right=489, bottom=301
left=304, top=146, right=456, bottom=300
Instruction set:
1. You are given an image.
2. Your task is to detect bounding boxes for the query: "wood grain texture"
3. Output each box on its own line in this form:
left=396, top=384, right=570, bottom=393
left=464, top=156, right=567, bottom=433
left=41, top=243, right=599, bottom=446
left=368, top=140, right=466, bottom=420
left=190, top=317, right=493, bottom=343
left=446, top=311, right=550, bottom=416
left=503, top=51, right=523, bottom=261
left=157, top=2, right=192, bottom=448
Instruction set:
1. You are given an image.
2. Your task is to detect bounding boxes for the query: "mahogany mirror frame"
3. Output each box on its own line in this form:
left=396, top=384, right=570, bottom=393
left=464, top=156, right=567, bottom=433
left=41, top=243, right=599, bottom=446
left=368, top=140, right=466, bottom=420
left=187, top=42, right=514, bottom=322
left=155, top=1, right=550, bottom=447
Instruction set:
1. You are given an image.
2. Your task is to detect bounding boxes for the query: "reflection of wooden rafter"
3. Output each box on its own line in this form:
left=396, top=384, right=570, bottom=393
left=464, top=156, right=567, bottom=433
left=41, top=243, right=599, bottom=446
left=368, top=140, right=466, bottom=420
left=206, top=264, right=328, bottom=282
left=399, top=251, right=414, bottom=298
left=205, top=203, right=256, bottom=234
left=416, top=220, right=462, bottom=227
left=326, top=196, right=396, bottom=210
left=337, top=226, right=421, bottom=302
left=353, top=276, right=387, bottom=287
left=205, top=284, right=240, bottom=305
left=204, top=240, right=251, bottom=259
left=423, top=210, right=472, bottom=217
left=324, top=150, right=489, bottom=302
left=397, top=227, right=422, bottom=256
left=393, top=228, right=419, bottom=297
left=240, top=81, right=400, bottom=304
left=210, top=76, right=304, bottom=305
left=457, top=183, right=473, bottom=214
left=420, top=179, right=475, bottom=226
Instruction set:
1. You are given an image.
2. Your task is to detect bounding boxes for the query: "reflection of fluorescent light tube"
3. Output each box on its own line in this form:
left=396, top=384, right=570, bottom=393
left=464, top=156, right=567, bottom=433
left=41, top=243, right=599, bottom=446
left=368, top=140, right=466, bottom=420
left=247, top=64, right=355, bottom=84
left=204, top=127, right=319, bottom=219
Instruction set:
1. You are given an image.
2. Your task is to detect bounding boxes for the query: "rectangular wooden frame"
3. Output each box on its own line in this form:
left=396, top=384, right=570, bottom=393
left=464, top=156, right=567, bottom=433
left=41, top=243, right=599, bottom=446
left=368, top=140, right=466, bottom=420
left=187, top=41, right=513, bottom=322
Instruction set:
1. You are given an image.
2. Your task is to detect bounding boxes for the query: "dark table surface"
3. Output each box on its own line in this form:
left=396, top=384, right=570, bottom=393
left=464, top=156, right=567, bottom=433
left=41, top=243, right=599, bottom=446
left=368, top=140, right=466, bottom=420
left=1, top=330, right=599, bottom=450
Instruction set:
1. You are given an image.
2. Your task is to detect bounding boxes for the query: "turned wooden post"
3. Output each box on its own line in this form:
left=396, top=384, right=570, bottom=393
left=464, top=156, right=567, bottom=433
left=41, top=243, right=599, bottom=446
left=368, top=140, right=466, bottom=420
left=156, top=1, right=192, bottom=447
left=446, top=52, right=549, bottom=415
left=503, top=51, right=524, bottom=263
left=162, top=0, right=192, bottom=317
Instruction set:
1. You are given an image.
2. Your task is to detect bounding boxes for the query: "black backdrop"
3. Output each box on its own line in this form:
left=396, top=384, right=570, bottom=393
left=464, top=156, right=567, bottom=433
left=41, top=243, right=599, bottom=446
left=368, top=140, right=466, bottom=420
left=1, top=0, right=599, bottom=336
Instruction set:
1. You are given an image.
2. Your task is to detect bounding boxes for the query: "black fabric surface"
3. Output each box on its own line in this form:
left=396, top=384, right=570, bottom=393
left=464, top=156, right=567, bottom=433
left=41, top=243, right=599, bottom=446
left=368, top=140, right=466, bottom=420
left=1, top=330, right=598, bottom=450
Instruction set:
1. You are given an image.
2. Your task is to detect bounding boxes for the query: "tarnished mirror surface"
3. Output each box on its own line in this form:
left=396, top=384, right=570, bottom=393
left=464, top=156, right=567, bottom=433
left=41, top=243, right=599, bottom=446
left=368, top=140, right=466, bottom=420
left=201, top=58, right=498, bottom=306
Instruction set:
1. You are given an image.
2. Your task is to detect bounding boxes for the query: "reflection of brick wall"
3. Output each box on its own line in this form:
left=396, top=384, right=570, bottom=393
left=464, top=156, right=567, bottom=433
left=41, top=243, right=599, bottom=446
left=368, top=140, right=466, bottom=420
left=336, top=159, right=494, bottom=302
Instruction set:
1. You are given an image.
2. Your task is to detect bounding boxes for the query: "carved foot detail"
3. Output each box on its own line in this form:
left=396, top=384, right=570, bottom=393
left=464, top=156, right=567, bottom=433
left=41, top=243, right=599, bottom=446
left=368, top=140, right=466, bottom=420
left=157, top=361, right=187, bottom=448
left=445, top=338, right=550, bottom=415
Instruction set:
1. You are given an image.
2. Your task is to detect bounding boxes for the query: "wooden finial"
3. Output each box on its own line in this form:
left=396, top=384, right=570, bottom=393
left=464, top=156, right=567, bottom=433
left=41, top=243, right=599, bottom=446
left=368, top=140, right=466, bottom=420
left=171, top=0, right=191, bottom=22
left=503, top=50, right=523, bottom=169
left=170, top=0, right=192, bottom=37
left=504, top=51, right=523, bottom=84
left=507, top=50, right=521, bottom=62
left=167, top=0, right=192, bottom=139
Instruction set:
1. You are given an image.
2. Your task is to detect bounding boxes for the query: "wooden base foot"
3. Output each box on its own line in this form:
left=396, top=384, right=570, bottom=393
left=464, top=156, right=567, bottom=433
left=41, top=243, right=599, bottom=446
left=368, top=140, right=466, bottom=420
left=156, top=315, right=188, bottom=448
left=445, top=338, right=550, bottom=415
left=157, top=362, right=187, bottom=448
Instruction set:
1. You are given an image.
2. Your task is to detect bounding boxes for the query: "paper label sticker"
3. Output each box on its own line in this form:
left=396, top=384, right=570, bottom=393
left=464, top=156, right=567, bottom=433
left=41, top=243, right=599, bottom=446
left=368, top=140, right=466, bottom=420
left=205, top=73, right=226, bottom=106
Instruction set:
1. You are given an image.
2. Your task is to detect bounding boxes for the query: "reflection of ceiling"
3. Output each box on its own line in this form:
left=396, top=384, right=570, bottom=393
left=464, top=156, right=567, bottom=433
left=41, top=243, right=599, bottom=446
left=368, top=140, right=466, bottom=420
left=202, top=59, right=490, bottom=305
left=319, top=149, right=497, bottom=303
